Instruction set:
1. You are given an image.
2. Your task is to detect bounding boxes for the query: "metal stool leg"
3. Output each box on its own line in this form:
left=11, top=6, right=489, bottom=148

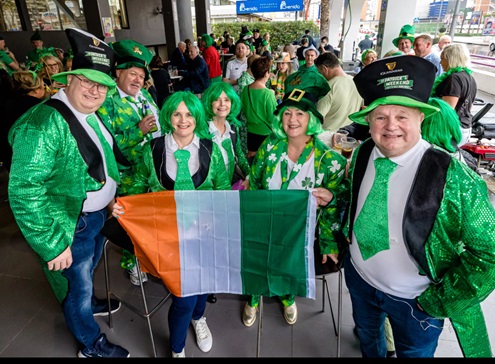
left=103, top=239, right=170, bottom=357
left=256, top=295, right=263, bottom=357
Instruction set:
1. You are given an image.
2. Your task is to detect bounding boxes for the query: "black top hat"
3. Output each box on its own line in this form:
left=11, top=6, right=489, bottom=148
left=349, top=56, right=439, bottom=125
left=51, top=28, right=116, bottom=89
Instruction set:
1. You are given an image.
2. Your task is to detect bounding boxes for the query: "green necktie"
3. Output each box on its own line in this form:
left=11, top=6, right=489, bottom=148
left=86, top=114, right=120, bottom=183
left=221, top=138, right=235, bottom=180
left=174, top=149, right=194, bottom=190
left=354, top=157, right=397, bottom=261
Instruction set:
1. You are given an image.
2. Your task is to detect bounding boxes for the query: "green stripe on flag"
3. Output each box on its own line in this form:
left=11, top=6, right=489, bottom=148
left=239, top=190, right=314, bottom=297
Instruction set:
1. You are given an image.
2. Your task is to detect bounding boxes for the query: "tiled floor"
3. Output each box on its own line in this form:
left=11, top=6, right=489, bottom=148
left=1, top=90, right=495, bottom=358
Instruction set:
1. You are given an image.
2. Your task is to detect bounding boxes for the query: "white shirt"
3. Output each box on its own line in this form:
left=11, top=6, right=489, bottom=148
left=225, top=57, right=247, bottom=91
left=52, top=89, right=117, bottom=212
left=350, top=139, right=432, bottom=299
left=165, top=134, right=200, bottom=181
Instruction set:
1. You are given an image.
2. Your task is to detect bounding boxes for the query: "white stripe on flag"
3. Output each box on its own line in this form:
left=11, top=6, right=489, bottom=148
left=175, top=190, right=243, bottom=296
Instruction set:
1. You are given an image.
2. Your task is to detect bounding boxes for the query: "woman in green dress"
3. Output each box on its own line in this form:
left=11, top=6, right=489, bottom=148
left=241, top=88, right=349, bottom=327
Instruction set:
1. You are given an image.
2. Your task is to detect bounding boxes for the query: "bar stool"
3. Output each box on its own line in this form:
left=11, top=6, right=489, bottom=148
left=101, top=217, right=171, bottom=357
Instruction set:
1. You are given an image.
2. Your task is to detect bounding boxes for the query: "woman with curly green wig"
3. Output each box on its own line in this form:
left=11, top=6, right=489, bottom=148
left=241, top=88, right=349, bottom=328
left=202, top=82, right=250, bottom=189
left=111, top=91, right=230, bottom=357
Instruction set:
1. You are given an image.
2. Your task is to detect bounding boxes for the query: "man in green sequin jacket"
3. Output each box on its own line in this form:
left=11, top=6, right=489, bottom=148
left=342, top=55, right=495, bottom=358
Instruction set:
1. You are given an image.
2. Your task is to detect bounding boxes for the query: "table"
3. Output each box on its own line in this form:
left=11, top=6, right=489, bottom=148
left=169, top=75, right=183, bottom=93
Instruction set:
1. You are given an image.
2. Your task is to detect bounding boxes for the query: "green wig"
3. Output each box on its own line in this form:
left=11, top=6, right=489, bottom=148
left=159, top=91, right=211, bottom=139
left=201, top=82, right=241, bottom=128
left=421, top=97, right=462, bottom=153
left=271, top=105, right=323, bottom=140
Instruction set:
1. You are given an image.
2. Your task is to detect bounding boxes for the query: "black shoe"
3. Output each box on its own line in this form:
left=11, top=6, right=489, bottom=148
left=78, top=334, right=130, bottom=358
left=93, top=298, right=121, bottom=317
left=207, top=294, right=217, bottom=303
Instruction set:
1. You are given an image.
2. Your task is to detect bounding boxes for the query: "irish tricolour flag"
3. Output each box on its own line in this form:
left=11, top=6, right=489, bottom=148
left=116, top=190, right=317, bottom=299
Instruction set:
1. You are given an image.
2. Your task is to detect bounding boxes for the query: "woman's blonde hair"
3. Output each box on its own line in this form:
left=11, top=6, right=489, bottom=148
left=39, top=55, right=63, bottom=78
left=441, top=43, right=471, bottom=69
left=11, top=70, right=44, bottom=95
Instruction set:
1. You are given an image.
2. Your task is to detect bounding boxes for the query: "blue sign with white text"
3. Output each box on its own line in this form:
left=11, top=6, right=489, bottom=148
left=236, top=0, right=304, bottom=14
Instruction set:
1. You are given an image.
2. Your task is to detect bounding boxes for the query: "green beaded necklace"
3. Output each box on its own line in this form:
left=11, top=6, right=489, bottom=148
left=431, top=66, right=472, bottom=97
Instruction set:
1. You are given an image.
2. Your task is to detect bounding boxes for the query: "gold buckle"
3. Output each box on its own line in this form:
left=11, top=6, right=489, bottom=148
left=288, top=88, right=305, bottom=102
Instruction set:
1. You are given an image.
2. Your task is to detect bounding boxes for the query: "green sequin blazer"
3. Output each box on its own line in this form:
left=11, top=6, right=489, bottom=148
left=346, top=138, right=495, bottom=358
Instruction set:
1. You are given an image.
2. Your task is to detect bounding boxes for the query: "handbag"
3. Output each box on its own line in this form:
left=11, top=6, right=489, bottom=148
left=314, top=228, right=349, bottom=275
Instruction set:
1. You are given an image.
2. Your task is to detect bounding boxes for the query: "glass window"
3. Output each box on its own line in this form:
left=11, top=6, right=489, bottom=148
left=26, top=0, right=83, bottom=31
left=109, top=0, right=128, bottom=29
left=0, top=0, right=22, bottom=31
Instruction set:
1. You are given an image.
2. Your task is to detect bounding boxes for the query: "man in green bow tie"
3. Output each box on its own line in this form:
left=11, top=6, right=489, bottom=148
left=97, top=39, right=160, bottom=286
left=343, top=55, right=495, bottom=358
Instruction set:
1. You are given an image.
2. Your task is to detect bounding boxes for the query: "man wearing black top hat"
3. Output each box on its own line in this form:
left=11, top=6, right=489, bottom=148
left=342, top=55, right=495, bottom=358
left=9, top=28, right=130, bottom=358
left=26, top=30, right=58, bottom=70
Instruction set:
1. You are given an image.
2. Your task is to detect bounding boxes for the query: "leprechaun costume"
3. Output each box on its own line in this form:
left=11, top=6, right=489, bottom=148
left=97, top=39, right=159, bottom=197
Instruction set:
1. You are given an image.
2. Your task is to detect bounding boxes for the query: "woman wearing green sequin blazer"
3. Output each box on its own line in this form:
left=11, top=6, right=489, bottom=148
left=241, top=88, right=349, bottom=328
left=112, top=91, right=230, bottom=357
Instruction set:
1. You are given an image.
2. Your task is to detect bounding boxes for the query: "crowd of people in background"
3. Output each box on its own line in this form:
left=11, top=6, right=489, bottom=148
left=1, top=22, right=495, bottom=360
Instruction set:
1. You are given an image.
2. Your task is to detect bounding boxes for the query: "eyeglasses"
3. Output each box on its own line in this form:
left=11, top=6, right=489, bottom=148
left=46, top=63, right=59, bottom=68
left=73, top=75, right=108, bottom=93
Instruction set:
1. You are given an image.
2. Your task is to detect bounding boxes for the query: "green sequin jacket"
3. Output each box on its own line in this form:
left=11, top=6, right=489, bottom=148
left=346, top=139, right=495, bottom=357
left=125, top=136, right=231, bottom=194
left=8, top=103, right=104, bottom=303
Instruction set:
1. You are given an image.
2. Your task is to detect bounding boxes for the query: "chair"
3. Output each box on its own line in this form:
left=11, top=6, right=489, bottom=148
left=313, top=236, right=344, bottom=357
left=101, top=217, right=171, bottom=357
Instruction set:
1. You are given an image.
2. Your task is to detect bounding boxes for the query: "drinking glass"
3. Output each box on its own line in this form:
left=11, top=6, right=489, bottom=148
left=341, top=137, right=357, bottom=159
left=333, top=130, right=349, bottom=151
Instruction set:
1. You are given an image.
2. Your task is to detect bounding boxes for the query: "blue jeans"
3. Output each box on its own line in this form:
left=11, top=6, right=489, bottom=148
left=344, top=254, right=444, bottom=358
left=62, top=208, right=107, bottom=349
left=168, top=293, right=208, bottom=353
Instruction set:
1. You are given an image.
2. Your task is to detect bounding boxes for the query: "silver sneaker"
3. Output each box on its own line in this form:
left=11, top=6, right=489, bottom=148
left=127, top=265, right=148, bottom=286
left=283, top=302, right=298, bottom=325
left=242, top=303, right=257, bottom=327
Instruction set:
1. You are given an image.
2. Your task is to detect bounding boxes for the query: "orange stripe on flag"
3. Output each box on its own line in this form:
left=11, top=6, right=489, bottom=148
left=116, top=191, right=182, bottom=296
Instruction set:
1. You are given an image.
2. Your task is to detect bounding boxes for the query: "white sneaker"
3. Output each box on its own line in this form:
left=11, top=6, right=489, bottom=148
left=283, top=302, right=298, bottom=325
left=191, top=317, right=212, bottom=352
left=242, top=303, right=257, bottom=327
left=127, top=265, right=148, bottom=286
left=172, top=349, right=185, bottom=358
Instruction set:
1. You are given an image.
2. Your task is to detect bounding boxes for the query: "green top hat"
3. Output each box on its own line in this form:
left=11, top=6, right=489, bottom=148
left=275, top=88, right=324, bottom=123
left=51, top=28, right=116, bottom=91
left=111, top=39, right=154, bottom=80
left=349, top=56, right=439, bottom=125
left=392, top=24, right=415, bottom=47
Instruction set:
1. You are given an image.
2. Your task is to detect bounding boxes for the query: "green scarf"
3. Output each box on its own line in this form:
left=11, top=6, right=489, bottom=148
left=431, top=66, right=472, bottom=97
